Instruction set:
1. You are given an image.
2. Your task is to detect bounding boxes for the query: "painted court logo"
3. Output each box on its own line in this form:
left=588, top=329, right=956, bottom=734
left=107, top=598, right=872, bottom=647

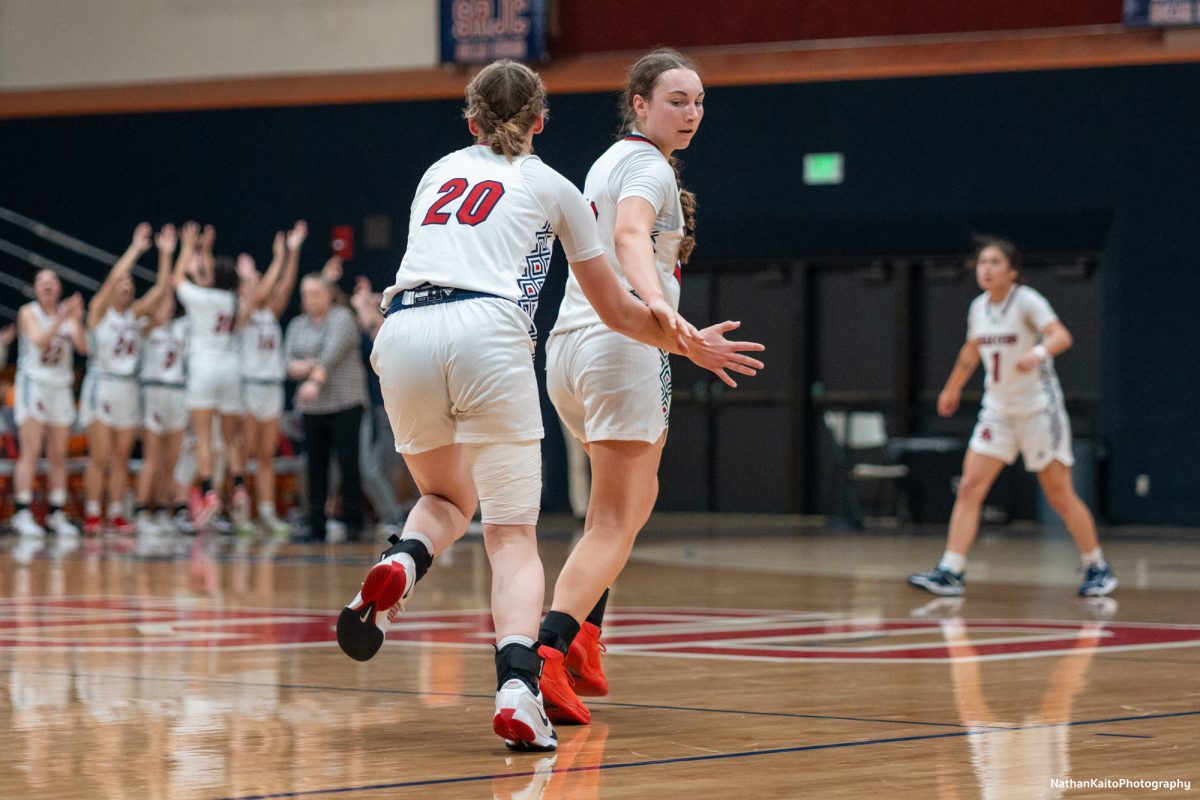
left=1, top=599, right=1199, bottom=662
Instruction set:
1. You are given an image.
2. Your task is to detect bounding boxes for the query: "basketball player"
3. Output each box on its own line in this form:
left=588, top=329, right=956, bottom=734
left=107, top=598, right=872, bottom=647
left=135, top=224, right=190, bottom=535
left=908, top=237, right=1116, bottom=598
left=539, top=48, right=765, bottom=724
left=171, top=221, right=247, bottom=529
left=80, top=223, right=173, bottom=534
left=238, top=221, right=306, bottom=538
left=11, top=271, right=87, bottom=539
left=334, top=59, right=750, bottom=751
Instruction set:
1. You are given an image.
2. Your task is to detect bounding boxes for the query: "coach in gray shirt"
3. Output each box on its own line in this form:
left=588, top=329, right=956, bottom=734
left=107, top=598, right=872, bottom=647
left=285, top=273, right=368, bottom=541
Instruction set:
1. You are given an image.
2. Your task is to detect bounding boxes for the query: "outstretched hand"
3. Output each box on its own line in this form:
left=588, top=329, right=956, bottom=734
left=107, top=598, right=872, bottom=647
left=322, top=256, right=343, bottom=283
left=179, top=221, right=200, bottom=250
left=63, top=293, right=85, bottom=320
left=236, top=253, right=258, bottom=282
left=272, top=231, right=286, bottom=260
left=131, top=222, right=153, bottom=253
left=155, top=223, right=177, bottom=253
left=685, top=320, right=765, bottom=388
left=287, top=220, right=308, bottom=250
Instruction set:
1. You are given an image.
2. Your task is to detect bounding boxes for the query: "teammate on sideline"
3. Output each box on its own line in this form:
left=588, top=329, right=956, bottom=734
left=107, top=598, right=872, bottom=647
left=135, top=224, right=190, bottom=535
left=238, top=221, right=306, bottom=538
left=908, top=237, right=1117, bottom=598
left=540, top=48, right=765, bottom=724
left=335, top=59, right=749, bottom=750
left=80, top=223, right=174, bottom=535
left=11, top=270, right=88, bottom=539
left=171, top=222, right=249, bottom=530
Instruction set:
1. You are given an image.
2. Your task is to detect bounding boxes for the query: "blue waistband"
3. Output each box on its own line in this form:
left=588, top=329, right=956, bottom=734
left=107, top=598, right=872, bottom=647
left=385, top=285, right=507, bottom=317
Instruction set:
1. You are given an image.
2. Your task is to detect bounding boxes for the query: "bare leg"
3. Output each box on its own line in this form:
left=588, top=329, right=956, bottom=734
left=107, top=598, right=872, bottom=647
left=550, top=433, right=665, bottom=622
left=159, top=430, right=186, bottom=509
left=1037, top=460, right=1100, bottom=554
left=191, top=408, right=216, bottom=483
left=45, top=425, right=72, bottom=498
left=255, top=417, right=280, bottom=511
left=945, top=449, right=1008, bottom=558
left=400, top=444, right=479, bottom=555
left=137, top=432, right=163, bottom=507
left=107, top=427, right=138, bottom=513
left=14, top=419, right=46, bottom=497
left=485, top=523, right=544, bottom=641
left=84, top=421, right=113, bottom=509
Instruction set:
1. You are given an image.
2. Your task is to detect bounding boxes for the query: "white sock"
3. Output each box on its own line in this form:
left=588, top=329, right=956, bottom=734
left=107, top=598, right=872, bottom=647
left=401, top=530, right=435, bottom=557
left=16, top=491, right=32, bottom=505
left=107, top=501, right=123, bottom=518
left=939, top=551, right=967, bottom=575
left=497, top=634, right=535, bottom=651
left=48, top=488, right=68, bottom=507
left=259, top=502, right=277, bottom=520
left=1081, top=548, right=1105, bottom=568
left=85, top=500, right=101, bottom=517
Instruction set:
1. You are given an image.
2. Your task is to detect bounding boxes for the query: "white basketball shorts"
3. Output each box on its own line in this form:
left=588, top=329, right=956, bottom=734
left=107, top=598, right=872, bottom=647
left=968, top=401, right=1075, bottom=473
left=371, top=297, right=543, bottom=454
left=546, top=323, right=670, bottom=445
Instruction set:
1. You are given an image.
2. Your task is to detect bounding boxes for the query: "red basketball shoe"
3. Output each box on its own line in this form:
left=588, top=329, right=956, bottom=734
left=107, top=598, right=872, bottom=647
left=566, top=621, right=608, bottom=696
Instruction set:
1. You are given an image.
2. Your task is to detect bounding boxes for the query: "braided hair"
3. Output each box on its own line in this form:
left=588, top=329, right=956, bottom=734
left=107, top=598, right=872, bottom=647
left=620, top=48, right=700, bottom=264
left=464, top=60, right=548, bottom=161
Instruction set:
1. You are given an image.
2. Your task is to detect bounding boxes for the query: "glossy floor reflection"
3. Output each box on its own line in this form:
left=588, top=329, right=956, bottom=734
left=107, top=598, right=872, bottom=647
left=0, top=516, right=1196, bottom=799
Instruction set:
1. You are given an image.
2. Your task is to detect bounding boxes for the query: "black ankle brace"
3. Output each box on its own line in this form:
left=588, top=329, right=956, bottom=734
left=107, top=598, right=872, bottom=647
left=495, top=642, right=542, bottom=693
left=381, top=534, right=433, bottom=582
left=586, top=589, right=610, bottom=628
left=538, top=610, right=580, bottom=655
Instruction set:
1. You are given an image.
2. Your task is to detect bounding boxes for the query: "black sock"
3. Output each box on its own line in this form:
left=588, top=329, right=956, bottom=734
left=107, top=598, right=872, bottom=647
left=173, top=503, right=187, bottom=516
left=200, top=479, right=213, bottom=494
left=233, top=474, right=245, bottom=488
left=586, top=589, right=610, bottom=629
left=495, top=642, right=542, bottom=693
left=383, top=535, right=433, bottom=582
left=135, top=504, right=147, bottom=516
left=50, top=504, right=65, bottom=517
left=538, top=610, right=580, bottom=655
left=16, top=501, right=30, bottom=514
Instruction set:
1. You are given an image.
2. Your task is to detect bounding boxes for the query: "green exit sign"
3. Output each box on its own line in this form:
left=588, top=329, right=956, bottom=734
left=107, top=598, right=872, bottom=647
left=803, top=152, right=844, bottom=185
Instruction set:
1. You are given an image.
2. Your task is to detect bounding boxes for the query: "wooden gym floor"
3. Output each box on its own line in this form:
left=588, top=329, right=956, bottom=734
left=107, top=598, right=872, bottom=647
left=0, top=514, right=1195, bottom=799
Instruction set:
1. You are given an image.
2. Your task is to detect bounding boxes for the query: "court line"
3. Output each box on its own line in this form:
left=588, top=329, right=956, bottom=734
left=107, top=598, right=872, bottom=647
left=214, top=709, right=1200, bottom=800
left=1094, top=732, right=1155, bottom=739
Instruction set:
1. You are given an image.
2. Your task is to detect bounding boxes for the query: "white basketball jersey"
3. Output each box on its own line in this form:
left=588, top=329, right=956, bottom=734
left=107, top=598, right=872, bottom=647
left=141, top=316, right=188, bottom=384
left=381, top=145, right=605, bottom=335
left=16, top=302, right=78, bottom=387
left=553, top=133, right=684, bottom=335
left=968, top=285, right=1063, bottom=416
left=176, top=281, right=238, bottom=366
left=88, top=306, right=142, bottom=377
left=240, top=308, right=285, bottom=381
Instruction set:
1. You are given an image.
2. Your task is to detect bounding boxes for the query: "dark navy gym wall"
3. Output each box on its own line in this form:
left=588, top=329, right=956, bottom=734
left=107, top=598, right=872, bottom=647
left=1, top=63, right=1197, bottom=523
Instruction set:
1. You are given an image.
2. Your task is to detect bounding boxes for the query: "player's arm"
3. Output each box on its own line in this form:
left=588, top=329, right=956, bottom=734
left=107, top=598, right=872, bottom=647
left=250, top=232, right=287, bottom=311
left=613, top=197, right=668, bottom=304
left=89, top=222, right=152, bottom=329
left=65, top=293, right=88, bottom=353
left=171, top=222, right=201, bottom=289
left=1016, top=320, right=1072, bottom=373
left=133, top=223, right=177, bottom=318
left=269, top=221, right=307, bottom=318
left=18, top=302, right=61, bottom=351
left=938, top=339, right=980, bottom=417
left=568, top=253, right=691, bottom=352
